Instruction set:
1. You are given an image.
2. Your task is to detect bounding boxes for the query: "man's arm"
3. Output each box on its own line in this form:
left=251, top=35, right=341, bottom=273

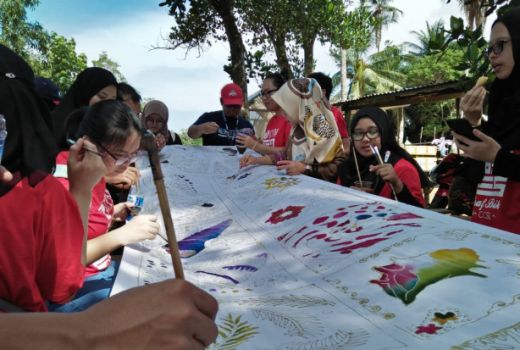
left=187, top=122, right=219, bottom=139
left=0, top=279, right=218, bottom=350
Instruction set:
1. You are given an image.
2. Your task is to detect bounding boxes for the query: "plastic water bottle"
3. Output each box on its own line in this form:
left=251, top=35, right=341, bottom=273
left=127, top=183, right=144, bottom=221
left=0, top=114, right=7, bottom=164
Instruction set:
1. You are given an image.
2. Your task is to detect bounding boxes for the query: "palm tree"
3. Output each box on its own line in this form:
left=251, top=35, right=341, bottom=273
left=329, top=5, right=374, bottom=101
left=407, top=20, right=450, bottom=56
left=330, top=47, right=404, bottom=102
left=361, top=0, right=402, bottom=51
left=347, top=58, right=402, bottom=99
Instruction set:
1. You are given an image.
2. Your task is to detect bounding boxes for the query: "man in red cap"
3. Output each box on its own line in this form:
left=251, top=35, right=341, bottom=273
left=188, top=83, right=254, bottom=146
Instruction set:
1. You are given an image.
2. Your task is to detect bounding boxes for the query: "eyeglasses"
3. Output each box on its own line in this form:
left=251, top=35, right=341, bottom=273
left=352, top=128, right=380, bottom=141
left=260, top=88, right=278, bottom=98
left=97, top=143, right=138, bottom=166
left=486, top=39, right=511, bottom=56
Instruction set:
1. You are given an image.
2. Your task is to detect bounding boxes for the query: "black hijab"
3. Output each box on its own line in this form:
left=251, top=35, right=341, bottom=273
left=339, top=107, right=431, bottom=194
left=52, top=67, right=117, bottom=149
left=486, top=7, right=520, bottom=149
left=0, top=45, right=58, bottom=193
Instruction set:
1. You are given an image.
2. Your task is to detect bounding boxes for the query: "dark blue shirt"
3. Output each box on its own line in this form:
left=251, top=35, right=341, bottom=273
left=192, top=110, right=254, bottom=146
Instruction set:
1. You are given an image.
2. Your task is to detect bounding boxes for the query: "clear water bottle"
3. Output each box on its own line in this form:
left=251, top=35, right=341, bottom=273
left=0, top=114, right=7, bottom=164
left=127, top=182, right=144, bottom=221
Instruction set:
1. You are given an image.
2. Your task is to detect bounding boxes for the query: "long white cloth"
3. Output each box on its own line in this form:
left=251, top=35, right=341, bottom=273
left=113, top=145, right=520, bottom=350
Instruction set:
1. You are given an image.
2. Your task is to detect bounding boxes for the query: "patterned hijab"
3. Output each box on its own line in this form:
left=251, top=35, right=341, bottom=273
left=271, top=78, right=342, bottom=164
left=142, top=100, right=170, bottom=138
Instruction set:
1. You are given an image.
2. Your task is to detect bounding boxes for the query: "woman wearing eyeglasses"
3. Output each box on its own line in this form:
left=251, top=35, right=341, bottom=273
left=51, top=100, right=160, bottom=312
left=236, top=73, right=291, bottom=155
left=338, top=107, right=430, bottom=207
left=142, top=100, right=183, bottom=151
left=454, top=8, right=520, bottom=233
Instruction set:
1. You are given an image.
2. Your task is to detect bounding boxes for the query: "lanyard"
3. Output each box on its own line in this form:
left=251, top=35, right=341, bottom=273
left=222, top=112, right=238, bottom=131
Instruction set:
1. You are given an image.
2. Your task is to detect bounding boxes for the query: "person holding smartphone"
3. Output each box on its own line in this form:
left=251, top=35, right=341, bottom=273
left=455, top=8, right=520, bottom=233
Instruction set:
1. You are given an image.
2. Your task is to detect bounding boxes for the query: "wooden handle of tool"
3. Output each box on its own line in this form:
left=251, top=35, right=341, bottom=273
left=140, top=130, right=184, bottom=279
left=141, top=131, right=164, bottom=181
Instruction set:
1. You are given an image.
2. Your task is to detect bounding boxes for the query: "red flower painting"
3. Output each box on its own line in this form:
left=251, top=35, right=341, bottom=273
left=266, top=206, right=305, bottom=224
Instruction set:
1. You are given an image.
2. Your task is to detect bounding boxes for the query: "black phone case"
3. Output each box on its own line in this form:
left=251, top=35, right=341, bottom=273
left=446, top=119, right=481, bottom=141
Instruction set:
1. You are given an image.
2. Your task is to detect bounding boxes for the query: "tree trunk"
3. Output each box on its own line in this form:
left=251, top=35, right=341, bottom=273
left=340, top=48, right=348, bottom=102
left=302, top=37, right=315, bottom=77
left=268, top=29, right=292, bottom=79
left=375, top=26, right=382, bottom=52
left=209, top=0, right=248, bottom=101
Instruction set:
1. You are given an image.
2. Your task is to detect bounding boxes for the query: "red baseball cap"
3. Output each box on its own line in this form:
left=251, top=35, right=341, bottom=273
left=220, top=83, right=244, bottom=106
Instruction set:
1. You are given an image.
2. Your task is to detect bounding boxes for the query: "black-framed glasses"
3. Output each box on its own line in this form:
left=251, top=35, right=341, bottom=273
left=97, top=143, right=138, bottom=166
left=260, top=88, right=278, bottom=97
left=352, top=128, right=380, bottom=141
left=486, top=39, right=511, bottom=56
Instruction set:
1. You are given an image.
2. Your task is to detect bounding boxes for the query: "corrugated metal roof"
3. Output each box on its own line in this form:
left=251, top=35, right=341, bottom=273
left=336, top=78, right=473, bottom=104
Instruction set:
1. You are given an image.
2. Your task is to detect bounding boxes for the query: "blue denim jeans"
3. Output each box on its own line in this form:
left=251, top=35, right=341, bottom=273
left=48, top=260, right=119, bottom=313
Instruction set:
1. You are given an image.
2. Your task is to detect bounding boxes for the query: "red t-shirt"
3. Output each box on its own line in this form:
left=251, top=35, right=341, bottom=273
left=55, top=151, right=113, bottom=276
left=263, top=114, right=291, bottom=148
left=0, top=174, right=85, bottom=311
left=472, top=161, right=520, bottom=234
left=379, top=158, right=426, bottom=207
left=331, top=106, right=349, bottom=139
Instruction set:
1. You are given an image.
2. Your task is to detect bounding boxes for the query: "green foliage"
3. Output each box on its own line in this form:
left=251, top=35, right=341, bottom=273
left=30, top=33, right=87, bottom=92
left=405, top=49, right=465, bottom=85
left=0, top=0, right=49, bottom=58
left=160, top=0, right=351, bottom=84
left=0, top=1, right=123, bottom=93
left=92, top=51, right=126, bottom=82
left=360, top=0, right=402, bottom=51
left=407, top=20, right=451, bottom=56
left=210, top=313, right=259, bottom=350
left=178, top=129, right=202, bottom=146
left=330, top=5, right=375, bottom=55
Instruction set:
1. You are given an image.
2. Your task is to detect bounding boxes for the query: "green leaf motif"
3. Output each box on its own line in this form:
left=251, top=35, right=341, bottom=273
left=210, top=313, right=259, bottom=350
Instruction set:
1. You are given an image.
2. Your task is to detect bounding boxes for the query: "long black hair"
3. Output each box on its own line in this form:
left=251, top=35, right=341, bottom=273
left=65, top=100, right=141, bottom=148
left=339, top=107, right=431, bottom=194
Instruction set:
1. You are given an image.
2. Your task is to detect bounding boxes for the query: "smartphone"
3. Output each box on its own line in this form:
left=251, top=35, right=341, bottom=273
left=446, top=119, right=481, bottom=141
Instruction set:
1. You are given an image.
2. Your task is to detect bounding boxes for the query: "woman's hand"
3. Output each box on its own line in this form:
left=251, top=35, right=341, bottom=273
left=453, top=129, right=501, bottom=163
left=68, top=138, right=107, bottom=194
left=0, top=166, right=13, bottom=183
left=112, top=202, right=131, bottom=222
left=119, top=214, right=160, bottom=245
left=239, top=154, right=257, bottom=168
left=276, top=160, right=306, bottom=176
left=105, top=166, right=140, bottom=190
left=155, top=133, right=167, bottom=151
left=460, top=85, right=486, bottom=126
left=369, top=164, right=404, bottom=193
left=235, top=134, right=257, bottom=149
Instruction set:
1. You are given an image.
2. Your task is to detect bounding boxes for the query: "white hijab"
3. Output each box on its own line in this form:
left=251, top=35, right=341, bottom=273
left=271, top=78, right=342, bottom=164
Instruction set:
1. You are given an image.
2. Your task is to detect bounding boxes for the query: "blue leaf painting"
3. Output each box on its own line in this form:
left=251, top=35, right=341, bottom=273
left=178, top=219, right=232, bottom=258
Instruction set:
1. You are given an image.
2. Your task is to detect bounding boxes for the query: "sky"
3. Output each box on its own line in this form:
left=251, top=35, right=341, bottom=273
left=28, top=0, right=496, bottom=132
